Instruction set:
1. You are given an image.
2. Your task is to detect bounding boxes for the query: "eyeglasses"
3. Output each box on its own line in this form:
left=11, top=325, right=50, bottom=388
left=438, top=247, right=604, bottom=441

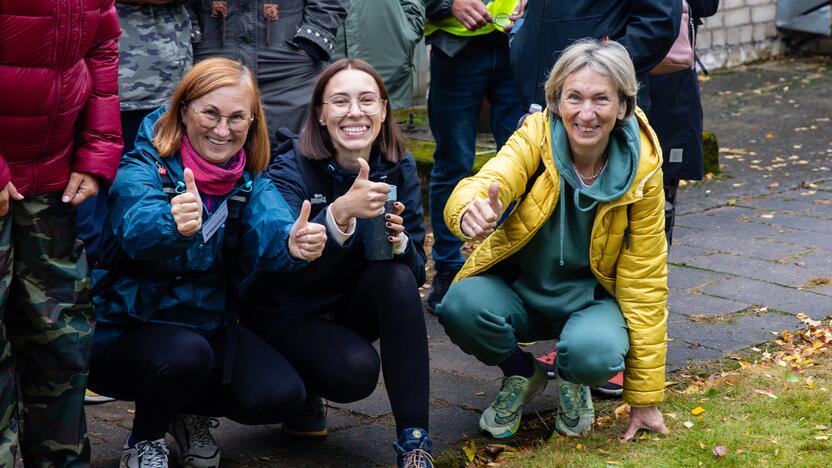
left=186, top=105, right=254, bottom=132
left=322, top=94, right=385, bottom=117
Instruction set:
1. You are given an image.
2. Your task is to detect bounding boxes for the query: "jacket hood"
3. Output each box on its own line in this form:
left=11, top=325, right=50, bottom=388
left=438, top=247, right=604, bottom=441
left=551, top=113, right=641, bottom=209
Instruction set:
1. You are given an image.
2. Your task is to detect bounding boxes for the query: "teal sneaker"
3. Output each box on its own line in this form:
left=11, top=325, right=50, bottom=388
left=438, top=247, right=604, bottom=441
left=479, top=356, right=547, bottom=438
left=554, top=372, right=594, bottom=437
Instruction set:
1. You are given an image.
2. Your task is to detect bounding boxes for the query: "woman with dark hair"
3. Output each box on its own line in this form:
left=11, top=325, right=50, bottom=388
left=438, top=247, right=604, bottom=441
left=245, top=58, right=432, bottom=467
left=89, top=57, right=327, bottom=468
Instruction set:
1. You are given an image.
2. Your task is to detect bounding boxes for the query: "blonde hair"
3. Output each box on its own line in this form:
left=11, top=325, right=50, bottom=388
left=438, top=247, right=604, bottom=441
left=153, top=57, right=271, bottom=174
left=544, top=39, right=638, bottom=124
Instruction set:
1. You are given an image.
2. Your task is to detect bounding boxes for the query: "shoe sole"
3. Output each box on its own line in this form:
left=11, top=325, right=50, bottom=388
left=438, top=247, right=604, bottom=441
left=590, top=387, right=623, bottom=398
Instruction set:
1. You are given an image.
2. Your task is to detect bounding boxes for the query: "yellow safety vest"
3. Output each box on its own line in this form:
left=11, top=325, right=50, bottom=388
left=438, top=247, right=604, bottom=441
left=425, top=0, right=519, bottom=37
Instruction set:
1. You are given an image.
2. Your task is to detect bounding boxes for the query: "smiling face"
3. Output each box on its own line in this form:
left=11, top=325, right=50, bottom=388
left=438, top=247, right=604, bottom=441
left=182, top=84, right=254, bottom=165
left=557, top=66, right=626, bottom=161
left=319, top=68, right=386, bottom=162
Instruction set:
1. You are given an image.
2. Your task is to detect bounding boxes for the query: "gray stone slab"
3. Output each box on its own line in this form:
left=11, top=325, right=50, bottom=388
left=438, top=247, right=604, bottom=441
left=746, top=213, right=832, bottom=233
left=665, top=340, right=723, bottom=369
left=741, top=192, right=832, bottom=217
left=667, top=312, right=802, bottom=352
left=676, top=214, right=783, bottom=238
left=770, top=228, right=832, bottom=250
left=427, top=406, right=483, bottom=446
left=668, top=290, right=752, bottom=316
left=430, top=369, right=496, bottom=411
left=684, top=252, right=819, bottom=288
left=667, top=265, right=732, bottom=291
left=325, top=423, right=396, bottom=467
left=667, top=243, right=714, bottom=266
left=428, top=339, right=499, bottom=381
left=674, top=229, right=808, bottom=261
left=701, top=276, right=832, bottom=319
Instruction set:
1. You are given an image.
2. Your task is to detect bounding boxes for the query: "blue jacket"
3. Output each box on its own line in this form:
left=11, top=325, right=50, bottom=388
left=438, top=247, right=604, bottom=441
left=94, top=108, right=305, bottom=334
left=243, top=137, right=427, bottom=331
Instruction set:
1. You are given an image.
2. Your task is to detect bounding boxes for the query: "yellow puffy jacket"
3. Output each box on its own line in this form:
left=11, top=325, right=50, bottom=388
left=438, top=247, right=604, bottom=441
left=444, top=109, right=669, bottom=406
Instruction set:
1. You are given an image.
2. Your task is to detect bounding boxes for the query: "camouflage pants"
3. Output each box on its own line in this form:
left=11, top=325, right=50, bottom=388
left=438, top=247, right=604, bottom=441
left=0, top=194, right=93, bottom=467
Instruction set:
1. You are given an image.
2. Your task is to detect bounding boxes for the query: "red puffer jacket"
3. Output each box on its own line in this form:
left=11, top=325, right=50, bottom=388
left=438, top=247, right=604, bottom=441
left=0, top=0, right=122, bottom=196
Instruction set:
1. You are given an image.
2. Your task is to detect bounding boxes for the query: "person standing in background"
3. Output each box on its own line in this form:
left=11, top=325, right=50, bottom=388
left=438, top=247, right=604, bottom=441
left=77, top=0, right=193, bottom=265
left=423, top=0, right=527, bottom=312
left=189, top=0, right=350, bottom=135
left=0, top=0, right=122, bottom=464
left=331, top=0, right=425, bottom=110
left=649, top=0, right=720, bottom=245
left=509, top=0, right=679, bottom=115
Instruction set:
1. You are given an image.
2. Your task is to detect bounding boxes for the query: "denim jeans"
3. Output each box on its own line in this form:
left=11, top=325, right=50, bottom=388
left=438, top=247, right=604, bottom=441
left=428, top=33, right=524, bottom=271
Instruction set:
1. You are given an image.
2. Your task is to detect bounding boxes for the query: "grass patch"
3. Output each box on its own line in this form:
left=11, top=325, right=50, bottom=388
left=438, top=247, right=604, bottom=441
left=435, top=350, right=832, bottom=467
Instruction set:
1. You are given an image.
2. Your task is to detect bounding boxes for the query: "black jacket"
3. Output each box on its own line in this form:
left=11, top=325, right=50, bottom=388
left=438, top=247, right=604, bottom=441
left=243, top=137, right=427, bottom=330
left=648, top=0, right=719, bottom=181
left=510, top=0, right=680, bottom=111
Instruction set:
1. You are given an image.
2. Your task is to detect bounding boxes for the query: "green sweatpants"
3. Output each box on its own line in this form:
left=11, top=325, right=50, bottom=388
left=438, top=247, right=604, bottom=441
left=437, top=274, right=628, bottom=387
left=0, top=193, right=93, bottom=467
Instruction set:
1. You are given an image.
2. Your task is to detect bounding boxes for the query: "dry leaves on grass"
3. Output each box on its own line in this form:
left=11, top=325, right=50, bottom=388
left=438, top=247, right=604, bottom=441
left=764, top=316, right=832, bottom=369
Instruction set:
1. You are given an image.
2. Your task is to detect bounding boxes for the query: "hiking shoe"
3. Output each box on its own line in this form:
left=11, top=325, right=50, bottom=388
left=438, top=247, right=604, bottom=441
left=554, top=373, right=594, bottom=437
left=479, top=356, right=547, bottom=438
left=425, top=267, right=458, bottom=313
left=282, top=394, right=327, bottom=438
left=120, top=436, right=169, bottom=468
left=85, top=389, right=116, bottom=404
left=393, top=427, right=433, bottom=468
left=168, top=415, right=220, bottom=468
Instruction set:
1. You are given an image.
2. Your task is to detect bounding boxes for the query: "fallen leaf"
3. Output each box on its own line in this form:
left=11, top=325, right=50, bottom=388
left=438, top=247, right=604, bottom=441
left=463, top=440, right=477, bottom=462
left=691, top=407, right=706, bottom=416
left=606, top=462, right=621, bottom=466
left=814, top=435, right=829, bottom=440
left=736, top=448, right=745, bottom=455
left=713, top=445, right=728, bottom=457
left=766, top=133, right=774, bottom=139
left=684, top=421, right=695, bottom=429
left=576, top=443, right=584, bottom=450
left=727, top=199, right=737, bottom=206
left=755, top=389, right=778, bottom=399
left=474, top=391, right=485, bottom=396
left=767, top=182, right=779, bottom=189
left=816, top=425, right=829, bottom=430
left=699, top=441, right=706, bottom=449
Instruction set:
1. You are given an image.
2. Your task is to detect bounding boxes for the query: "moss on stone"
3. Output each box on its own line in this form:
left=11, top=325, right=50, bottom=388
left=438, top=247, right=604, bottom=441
left=703, top=130, right=720, bottom=174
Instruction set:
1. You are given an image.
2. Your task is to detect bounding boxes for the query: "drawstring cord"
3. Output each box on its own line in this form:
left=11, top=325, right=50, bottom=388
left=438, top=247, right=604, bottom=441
left=264, top=3, right=279, bottom=46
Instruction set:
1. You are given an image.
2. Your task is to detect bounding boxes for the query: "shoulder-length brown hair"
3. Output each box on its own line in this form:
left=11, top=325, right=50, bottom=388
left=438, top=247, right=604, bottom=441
left=299, top=58, right=405, bottom=163
left=153, top=57, right=271, bottom=174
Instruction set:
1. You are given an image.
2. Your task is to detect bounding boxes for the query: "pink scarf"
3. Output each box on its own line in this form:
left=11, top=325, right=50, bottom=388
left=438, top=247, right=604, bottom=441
left=180, top=135, right=246, bottom=196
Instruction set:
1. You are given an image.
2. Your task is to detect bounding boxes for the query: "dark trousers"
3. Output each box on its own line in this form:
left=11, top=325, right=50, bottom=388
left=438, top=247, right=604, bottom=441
left=89, top=324, right=306, bottom=442
left=427, top=34, right=525, bottom=271
left=261, top=262, right=430, bottom=433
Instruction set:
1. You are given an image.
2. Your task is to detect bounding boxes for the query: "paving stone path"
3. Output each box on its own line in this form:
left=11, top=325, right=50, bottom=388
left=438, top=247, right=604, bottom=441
left=85, top=56, right=832, bottom=467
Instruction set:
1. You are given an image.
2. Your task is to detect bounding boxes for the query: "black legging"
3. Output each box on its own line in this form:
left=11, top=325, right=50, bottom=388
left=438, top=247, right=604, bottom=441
left=89, top=324, right=306, bottom=442
left=262, top=262, right=430, bottom=433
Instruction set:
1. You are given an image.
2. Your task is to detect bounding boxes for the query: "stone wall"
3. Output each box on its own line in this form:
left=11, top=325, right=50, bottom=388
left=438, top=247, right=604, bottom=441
left=697, top=0, right=784, bottom=70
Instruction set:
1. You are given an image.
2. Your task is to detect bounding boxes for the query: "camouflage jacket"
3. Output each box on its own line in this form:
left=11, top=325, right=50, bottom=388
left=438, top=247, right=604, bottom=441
left=117, top=2, right=192, bottom=111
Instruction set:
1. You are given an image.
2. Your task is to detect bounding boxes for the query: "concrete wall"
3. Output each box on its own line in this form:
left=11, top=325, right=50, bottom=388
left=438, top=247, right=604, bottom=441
left=697, top=0, right=784, bottom=70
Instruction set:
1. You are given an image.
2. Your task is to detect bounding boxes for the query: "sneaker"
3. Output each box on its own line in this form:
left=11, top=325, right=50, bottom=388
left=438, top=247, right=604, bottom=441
left=425, top=267, right=458, bottom=313
left=282, top=394, right=327, bottom=438
left=85, top=389, right=116, bottom=404
left=536, top=349, right=624, bottom=398
left=592, top=372, right=624, bottom=398
left=554, top=372, right=594, bottom=437
left=168, top=415, right=220, bottom=468
left=120, top=437, right=169, bottom=468
left=393, top=427, right=433, bottom=468
left=479, top=356, right=547, bottom=438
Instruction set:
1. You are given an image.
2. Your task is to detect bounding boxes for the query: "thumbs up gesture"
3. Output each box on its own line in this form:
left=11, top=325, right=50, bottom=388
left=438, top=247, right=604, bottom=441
left=461, top=182, right=503, bottom=240
left=330, top=157, right=391, bottom=228
left=288, top=200, right=327, bottom=260
left=171, top=168, right=203, bottom=237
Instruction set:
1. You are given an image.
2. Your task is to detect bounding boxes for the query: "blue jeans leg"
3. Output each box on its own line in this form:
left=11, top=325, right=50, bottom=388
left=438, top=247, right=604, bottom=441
left=428, top=37, right=524, bottom=271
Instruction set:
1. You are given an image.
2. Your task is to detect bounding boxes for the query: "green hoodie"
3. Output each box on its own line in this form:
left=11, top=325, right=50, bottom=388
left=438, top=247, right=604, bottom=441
left=506, top=114, right=641, bottom=319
